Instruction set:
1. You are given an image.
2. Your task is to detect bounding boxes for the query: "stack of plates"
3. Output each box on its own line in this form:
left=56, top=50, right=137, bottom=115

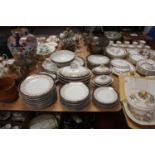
left=91, top=75, right=113, bottom=87
left=105, top=46, right=127, bottom=58
left=92, top=65, right=111, bottom=75
left=57, top=64, right=92, bottom=84
left=136, top=59, right=155, bottom=76
left=87, top=55, right=110, bottom=68
left=92, top=87, right=118, bottom=108
left=20, top=74, right=57, bottom=109
left=111, top=59, right=135, bottom=76
left=60, top=82, right=90, bottom=110
left=50, top=50, right=75, bottom=67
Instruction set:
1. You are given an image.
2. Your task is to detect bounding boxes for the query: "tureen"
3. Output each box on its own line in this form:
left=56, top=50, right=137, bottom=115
left=92, top=65, right=111, bottom=75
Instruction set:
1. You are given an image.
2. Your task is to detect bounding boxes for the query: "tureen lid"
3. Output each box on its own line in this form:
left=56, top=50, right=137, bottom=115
left=58, top=63, right=91, bottom=77
left=94, top=75, right=112, bottom=85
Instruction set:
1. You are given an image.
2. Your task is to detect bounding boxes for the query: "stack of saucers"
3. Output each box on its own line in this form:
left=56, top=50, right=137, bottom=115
left=60, top=82, right=90, bottom=110
left=20, top=74, right=57, bottom=109
left=57, top=63, right=92, bottom=84
left=87, top=55, right=110, bottom=69
left=50, top=50, right=75, bottom=67
left=92, top=87, right=118, bottom=108
left=91, top=75, right=113, bottom=87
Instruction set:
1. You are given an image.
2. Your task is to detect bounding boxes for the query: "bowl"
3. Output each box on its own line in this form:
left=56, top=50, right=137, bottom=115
left=0, top=77, right=19, bottom=102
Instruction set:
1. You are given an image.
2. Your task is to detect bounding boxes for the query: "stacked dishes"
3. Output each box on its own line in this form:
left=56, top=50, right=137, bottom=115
left=50, top=50, right=75, bottom=67
left=20, top=74, right=57, bottom=109
left=60, top=82, right=90, bottom=110
left=91, top=75, right=113, bottom=87
left=72, top=56, right=85, bottom=66
left=57, top=63, right=92, bottom=84
left=111, top=59, right=135, bottom=76
left=136, top=59, right=155, bottom=76
left=87, top=55, right=110, bottom=68
left=92, top=65, right=111, bottom=75
left=105, top=46, right=127, bottom=58
left=93, top=87, right=118, bottom=108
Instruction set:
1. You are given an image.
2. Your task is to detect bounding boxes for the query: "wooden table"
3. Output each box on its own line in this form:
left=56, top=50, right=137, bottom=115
left=0, top=43, right=121, bottom=112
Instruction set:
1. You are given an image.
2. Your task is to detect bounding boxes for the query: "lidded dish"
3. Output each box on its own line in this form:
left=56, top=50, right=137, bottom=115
left=92, top=65, right=111, bottom=75
left=57, top=63, right=92, bottom=84
left=91, top=75, right=113, bottom=87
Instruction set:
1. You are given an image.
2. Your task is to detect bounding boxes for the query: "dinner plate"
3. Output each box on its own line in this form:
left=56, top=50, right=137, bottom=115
left=50, top=50, right=75, bottom=64
left=93, top=87, right=118, bottom=105
left=20, top=74, right=54, bottom=97
left=60, top=82, right=89, bottom=102
left=87, top=55, right=110, bottom=66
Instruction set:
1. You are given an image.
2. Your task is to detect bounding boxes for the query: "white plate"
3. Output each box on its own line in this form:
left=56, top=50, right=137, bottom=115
left=37, top=43, right=55, bottom=55
left=111, top=59, right=135, bottom=71
left=50, top=50, right=75, bottom=64
left=87, top=55, right=109, bottom=66
left=60, top=82, right=89, bottom=102
left=42, top=59, right=58, bottom=73
left=20, top=74, right=54, bottom=97
left=94, top=75, right=112, bottom=85
left=106, top=47, right=127, bottom=58
left=93, top=87, right=118, bottom=104
left=123, top=101, right=155, bottom=126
